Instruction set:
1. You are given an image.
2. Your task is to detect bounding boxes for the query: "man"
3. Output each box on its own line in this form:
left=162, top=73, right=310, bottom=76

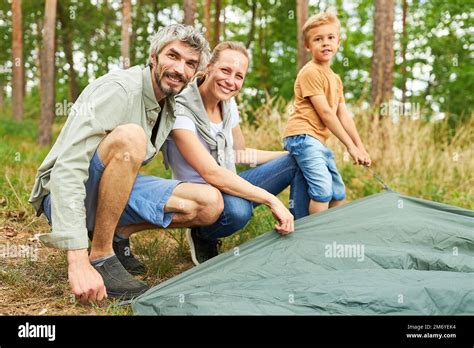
left=29, top=25, right=223, bottom=303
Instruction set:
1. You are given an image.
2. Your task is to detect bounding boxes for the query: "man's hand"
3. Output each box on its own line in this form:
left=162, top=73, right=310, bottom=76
left=268, top=198, right=294, bottom=235
left=67, top=249, right=107, bottom=304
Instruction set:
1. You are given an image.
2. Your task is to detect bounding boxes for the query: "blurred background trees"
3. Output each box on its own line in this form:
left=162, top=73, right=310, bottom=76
left=0, top=0, right=471, bottom=145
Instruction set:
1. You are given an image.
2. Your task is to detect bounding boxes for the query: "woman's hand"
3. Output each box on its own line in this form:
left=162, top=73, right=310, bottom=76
left=267, top=197, right=294, bottom=235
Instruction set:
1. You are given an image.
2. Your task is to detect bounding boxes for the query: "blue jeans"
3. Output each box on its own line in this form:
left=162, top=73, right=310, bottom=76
left=284, top=134, right=346, bottom=202
left=198, top=154, right=309, bottom=241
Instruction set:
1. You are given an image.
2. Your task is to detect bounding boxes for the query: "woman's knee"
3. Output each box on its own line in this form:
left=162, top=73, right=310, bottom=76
left=223, top=197, right=253, bottom=231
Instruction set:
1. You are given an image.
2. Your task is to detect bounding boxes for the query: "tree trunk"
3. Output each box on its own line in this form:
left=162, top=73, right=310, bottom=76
left=246, top=0, right=257, bottom=49
left=130, top=0, right=142, bottom=66
left=222, top=4, right=226, bottom=40
left=297, top=0, right=309, bottom=71
left=121, top=0, right=131, bottom=69
left=153, top=1, right=161, bottom=33
left=401, top=0, right=407, bottom=107
left=38, top=0, right=57, bottom=146
left=103, top=0, right=111, bottom=71
left=258, top=16, right=269, bottom=94
left=204, top=0, right=211, bottom=42
left=36, top=18, right=43, bottom=84
left=0, top=80, right=4, bottom=109
left=213, top=0, right=221, bottom=48
left=12, top=0, right=24, bottom=121
left=183, top=0, right=196, bottom=26
left=382, top=0, right=395, bottom=102
left=58, top=1, right=79, bottom=102
left=371, top=0, right=395, bottom=106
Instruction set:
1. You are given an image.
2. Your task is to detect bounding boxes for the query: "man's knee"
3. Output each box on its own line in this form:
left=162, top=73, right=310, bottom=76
left=99, top=124, right=147, bottom=166
left=197, top=186, right=224, bottom=225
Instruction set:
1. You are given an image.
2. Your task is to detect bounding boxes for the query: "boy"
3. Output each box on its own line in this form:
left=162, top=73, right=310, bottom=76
left=283, top=12, right=371, bottom=214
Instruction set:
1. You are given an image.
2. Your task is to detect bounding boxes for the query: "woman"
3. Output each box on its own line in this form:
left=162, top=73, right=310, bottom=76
left=166, top=41, right=309, bottom=265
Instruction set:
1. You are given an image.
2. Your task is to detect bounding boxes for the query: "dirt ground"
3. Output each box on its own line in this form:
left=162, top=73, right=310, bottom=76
left=0, top=210, right=196, bottom=315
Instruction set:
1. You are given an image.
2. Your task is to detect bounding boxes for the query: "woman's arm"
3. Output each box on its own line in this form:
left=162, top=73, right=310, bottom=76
left=232, top=125, right=287, bottom=165
left=171, top=129, right=294, bottom=234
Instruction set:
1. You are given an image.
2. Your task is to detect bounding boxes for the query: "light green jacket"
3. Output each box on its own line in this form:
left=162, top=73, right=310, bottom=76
left=29, top=65, right=176, bottom=250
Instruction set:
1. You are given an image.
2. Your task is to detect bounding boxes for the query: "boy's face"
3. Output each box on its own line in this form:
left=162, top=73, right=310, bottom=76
left=305, top=24, right=340, bottom=64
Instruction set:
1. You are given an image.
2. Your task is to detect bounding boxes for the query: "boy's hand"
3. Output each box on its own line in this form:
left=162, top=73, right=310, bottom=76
left=358, top=147, right=371, bottom=166
left=347, top=146, right=366, bottom=166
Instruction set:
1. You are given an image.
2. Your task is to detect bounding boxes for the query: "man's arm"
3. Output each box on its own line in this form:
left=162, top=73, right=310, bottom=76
left=336, top=102, right=371, bottom=166
left=46, top=82, right=129, bottom=302
left=308, top=95, right=365, bottom=165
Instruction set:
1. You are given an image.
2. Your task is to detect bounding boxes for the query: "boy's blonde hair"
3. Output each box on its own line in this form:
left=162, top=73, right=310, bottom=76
left=302, top=12, right=341, bottom=44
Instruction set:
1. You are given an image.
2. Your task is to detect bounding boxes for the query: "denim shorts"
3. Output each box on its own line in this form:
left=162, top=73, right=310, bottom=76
left=284, top=134, right=346, bottom=202
left=42, top=150, right=182, bottom=232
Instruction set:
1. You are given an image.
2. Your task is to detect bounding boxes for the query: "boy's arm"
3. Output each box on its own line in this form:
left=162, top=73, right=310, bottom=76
left=309, top=95, right=365, bottom=165
left=336, top=102, right=371, bottom=166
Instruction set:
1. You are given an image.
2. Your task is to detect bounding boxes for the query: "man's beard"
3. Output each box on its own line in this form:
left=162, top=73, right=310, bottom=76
left=153, top=64, right=188, bottom=98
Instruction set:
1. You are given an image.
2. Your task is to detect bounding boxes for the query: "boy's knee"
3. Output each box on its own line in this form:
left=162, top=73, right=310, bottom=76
left=308, top=184, right=333, bottom=203
left=332, top=181, right=346, bottom=201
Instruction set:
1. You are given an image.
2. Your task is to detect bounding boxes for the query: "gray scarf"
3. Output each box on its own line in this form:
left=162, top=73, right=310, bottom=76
left=165, top=79, right=236, bottom=173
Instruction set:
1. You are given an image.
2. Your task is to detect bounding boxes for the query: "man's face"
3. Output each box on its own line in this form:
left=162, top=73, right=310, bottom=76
left=306, top=24, right=340, bottom=64
left=151, top=40, right=200, bottom=97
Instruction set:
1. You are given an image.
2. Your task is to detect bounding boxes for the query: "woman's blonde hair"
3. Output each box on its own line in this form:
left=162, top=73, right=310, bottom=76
left=209, top=41, right=249, bottom=65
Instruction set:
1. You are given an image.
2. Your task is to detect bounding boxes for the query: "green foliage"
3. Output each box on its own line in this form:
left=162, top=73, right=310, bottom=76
left=0, top=1, right=471, bottom=126
left=0, top=0, right=474, bottom=129
left=393, top=0, right=473, bottom=125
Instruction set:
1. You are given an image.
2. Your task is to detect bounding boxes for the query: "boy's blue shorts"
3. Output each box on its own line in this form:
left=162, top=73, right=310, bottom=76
left=42, top=150, right=182, bottom=233
left=284, top=134, right=346, bottom=203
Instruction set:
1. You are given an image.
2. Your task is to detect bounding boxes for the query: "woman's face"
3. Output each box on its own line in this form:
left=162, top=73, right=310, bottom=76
left=205, top=49, right=248, bottom=101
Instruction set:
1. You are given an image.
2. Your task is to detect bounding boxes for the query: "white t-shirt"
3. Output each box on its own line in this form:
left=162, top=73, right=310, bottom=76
left=166, top=100, right=240, bottom=183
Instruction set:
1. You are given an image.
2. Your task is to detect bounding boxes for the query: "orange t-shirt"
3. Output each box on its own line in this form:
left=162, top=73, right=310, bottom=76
left=283, top=61, right=345, bottom=144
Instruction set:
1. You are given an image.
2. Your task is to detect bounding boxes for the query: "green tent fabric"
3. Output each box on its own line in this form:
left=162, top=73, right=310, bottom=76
left=132, top=191, right=474, bottom=315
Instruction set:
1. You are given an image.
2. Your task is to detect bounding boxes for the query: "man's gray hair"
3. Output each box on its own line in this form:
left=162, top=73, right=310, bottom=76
left=148, top=24, right=210, bottom=72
